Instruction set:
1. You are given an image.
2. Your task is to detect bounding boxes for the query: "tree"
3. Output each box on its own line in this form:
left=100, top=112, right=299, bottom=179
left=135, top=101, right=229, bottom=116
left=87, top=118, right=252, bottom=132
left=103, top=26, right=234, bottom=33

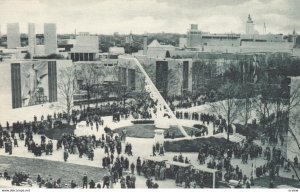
left=74, top=64, right=105, bottom=106
left=57, top=67, right=76, bottom=118
left=239, top=83, right=255, bottom=125
left=74, top=63, right=118, bottom=106
left=210, top=82, right=243, bottom=141
left=282, top=79, right=300, bottom=181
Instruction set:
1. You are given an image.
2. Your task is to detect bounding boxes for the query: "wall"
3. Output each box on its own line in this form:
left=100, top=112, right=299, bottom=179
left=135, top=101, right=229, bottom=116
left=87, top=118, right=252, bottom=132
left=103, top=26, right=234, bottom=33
left=72, top=35, right=99, bottom=52
left=0, top=59, right=73, bottom=124
left=7, top=23, right=20, bottom=49
left=132, top=57, right=193, bottom=96
left=287, top=76, right=300, bottom=160
left=44, top=23, right=57, bottom=55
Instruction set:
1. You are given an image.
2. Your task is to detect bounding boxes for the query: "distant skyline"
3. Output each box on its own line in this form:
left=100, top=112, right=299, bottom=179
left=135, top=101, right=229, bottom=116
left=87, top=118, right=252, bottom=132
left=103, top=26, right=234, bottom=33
left=0, top=0, right=299, bottom=35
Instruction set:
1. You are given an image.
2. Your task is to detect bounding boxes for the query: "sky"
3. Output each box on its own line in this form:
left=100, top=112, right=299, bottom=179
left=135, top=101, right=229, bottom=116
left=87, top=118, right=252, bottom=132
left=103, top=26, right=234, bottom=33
left=0, top=0, right=299, bottom=35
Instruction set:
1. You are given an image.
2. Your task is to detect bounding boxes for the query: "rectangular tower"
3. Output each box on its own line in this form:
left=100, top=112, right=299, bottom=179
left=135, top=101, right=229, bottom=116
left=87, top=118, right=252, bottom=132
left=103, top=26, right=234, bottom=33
left=28, top=23, right=36, bottom=58
left=7, top=23, right=20, bottom=49
left=44, top=23, right=57, bottom=55
left=156, top=61, right=168, bottom=98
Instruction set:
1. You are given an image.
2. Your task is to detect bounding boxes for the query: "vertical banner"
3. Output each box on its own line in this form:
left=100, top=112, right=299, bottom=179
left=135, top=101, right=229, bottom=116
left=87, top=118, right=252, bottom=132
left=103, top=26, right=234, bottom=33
left=48, top=61, right=57, bottom=102
left=122, top=67, right=127, bottom=85
left=118, top=67, right=127, bottom=85
left=183, top=61, right=189, bottom=91
left=128, top=69, right=136, bottom=91
left=156, top=61, right=168, bottom=98
left=11, top=63, right=22, bottom=109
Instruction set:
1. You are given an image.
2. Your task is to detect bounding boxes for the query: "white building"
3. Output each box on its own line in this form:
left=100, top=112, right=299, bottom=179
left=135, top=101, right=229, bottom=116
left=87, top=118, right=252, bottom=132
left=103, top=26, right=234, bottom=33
left=7, top=23, right=20, bottom=49
left=287, top=76, right=300, bottom=160
left=28, top=23, right=36, bottom=58
left=44, top=23, right=57, bottom=55
left=70, top=32, right=99, bottom=61
left=109, top=47, right=125, bottom=55
left=179, top=37, right=187, bottom=48
left=246, top=14, right=256, bottom=35
left=71, top=32, right=99, bottom=52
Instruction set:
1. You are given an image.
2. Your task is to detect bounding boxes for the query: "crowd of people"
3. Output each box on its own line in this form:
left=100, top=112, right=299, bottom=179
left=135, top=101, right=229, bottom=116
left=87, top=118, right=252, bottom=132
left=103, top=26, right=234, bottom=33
left=1, top=96, right=300, bottom=189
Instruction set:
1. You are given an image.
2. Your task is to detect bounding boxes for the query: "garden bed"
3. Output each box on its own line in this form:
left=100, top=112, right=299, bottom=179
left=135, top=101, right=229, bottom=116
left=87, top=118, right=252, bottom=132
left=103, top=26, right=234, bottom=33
left=113, top=125, right=202, bottom=139
left=131, top=120, right=155, bottom=124
left=44, top=125, right=75, bottom=140
left=164, top=137, right=236, bottom=152
left=253, top=176, right=300, bottom=188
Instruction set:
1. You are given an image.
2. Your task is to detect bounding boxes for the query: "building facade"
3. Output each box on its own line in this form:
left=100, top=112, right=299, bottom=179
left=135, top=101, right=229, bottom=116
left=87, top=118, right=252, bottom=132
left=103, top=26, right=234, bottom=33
left=44, top=23, right=57, bottom=55
left=7, top=23, right=20, bottom=49
left=70, top=32, right=99, bottom=62
left=287, top=76, right=300, bottom=160
left=28, top=23, right=36, bottom=58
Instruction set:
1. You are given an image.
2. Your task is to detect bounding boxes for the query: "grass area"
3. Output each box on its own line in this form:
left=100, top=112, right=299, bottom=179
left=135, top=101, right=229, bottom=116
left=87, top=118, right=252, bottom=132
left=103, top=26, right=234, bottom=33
left=253, top=176, right=300, bottom=188
left=0, top=155, right=107, bottom=188
left=113, top=124, right=202, bottom=138
left=44, top=125, right=75, bottom=140
left=164, top=137, right=235, bottom=152
left=114, top=124, right=156, bottom=138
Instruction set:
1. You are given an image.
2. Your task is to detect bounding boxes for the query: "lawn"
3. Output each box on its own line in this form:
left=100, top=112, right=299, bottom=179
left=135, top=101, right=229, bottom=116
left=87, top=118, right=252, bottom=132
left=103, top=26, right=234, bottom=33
left=44, top=126, right=75, bottom=140
left=253, top=176, right=300, bottom=188
left=164, top=137, right=235, bottom=152
left=113, top=124, right=156, bottom=138
left=0, top=155, right=107, bottom=188
left=113, top=124, right=202, bottom=138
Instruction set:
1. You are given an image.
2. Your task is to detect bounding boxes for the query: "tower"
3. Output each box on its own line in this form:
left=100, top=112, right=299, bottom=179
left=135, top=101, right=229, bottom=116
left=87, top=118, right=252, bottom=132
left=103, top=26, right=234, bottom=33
left=143, top=35, right=148, bottom=55
left=292, top=27, right=297, bottom=46
left=263, top=21, right=267, bottom=34
left=28, top=23, right=36, bottom=58
left=7, top=23, right=20, bottom=49
left=245, top=14, right=255, bottom=35
left=44, top=23, right=57, bottom=55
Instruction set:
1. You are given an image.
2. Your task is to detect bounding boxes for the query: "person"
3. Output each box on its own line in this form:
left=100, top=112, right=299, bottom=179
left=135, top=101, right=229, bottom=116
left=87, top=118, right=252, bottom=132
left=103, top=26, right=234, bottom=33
left=130, top=163, right=135, bottom=174
left=89, top=150, right=94, bottom=161
left=89, top=180, right=96, bottom=188
left=14, top=138, right=18, bottom=147
left=137, top=157, right=142, bottom=176
left=3, top=170, right=9, bottom=180
left=96, top=183, right=101, bottom=188
left=269, top=180, right=274, bottom=188
left=153, top=182, right=159, bottom=188
left=159, top=144, right=164, bottom=156
left=294, top=156, right=298, bottom=168
left=64, top=149, right=69, bottom=162
left=131, top=174, right=136, bottom=188
left=82, top=174, right=88, bottom=188
left=250, top=176, right=255, bottom=186
left=146, top=178, right=152, bottom=188
left=120, top=177, right=126, bottom=188
left=70, top=180, right=77, bottom=188
left=37, top=174, right=42, bottom=184
left=152, top=144, right=157, bottom=156
left=103, top=174, right=110, bottom=188
left=246, top=180, right=251, bottom=188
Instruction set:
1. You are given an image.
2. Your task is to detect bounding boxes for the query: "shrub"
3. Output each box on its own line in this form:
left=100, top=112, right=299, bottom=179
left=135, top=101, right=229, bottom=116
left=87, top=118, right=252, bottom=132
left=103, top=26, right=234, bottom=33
left=131, top=120, right=154, bottom=124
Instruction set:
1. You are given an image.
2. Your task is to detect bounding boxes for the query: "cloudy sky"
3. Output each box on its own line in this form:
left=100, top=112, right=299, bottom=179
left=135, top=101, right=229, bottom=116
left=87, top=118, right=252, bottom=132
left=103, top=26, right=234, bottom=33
left=0, top=0, right=299, bottom=35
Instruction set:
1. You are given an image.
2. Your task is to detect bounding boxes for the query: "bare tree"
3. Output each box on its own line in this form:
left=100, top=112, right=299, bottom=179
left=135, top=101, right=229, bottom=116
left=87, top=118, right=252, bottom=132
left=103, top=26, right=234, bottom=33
left=57, top=67, right=76, bottom=117
left=210, top=82, right=243, bottom=141
left=284, top=81, right=300, bottom=181
left=74, top=63, right=106, bottom=106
